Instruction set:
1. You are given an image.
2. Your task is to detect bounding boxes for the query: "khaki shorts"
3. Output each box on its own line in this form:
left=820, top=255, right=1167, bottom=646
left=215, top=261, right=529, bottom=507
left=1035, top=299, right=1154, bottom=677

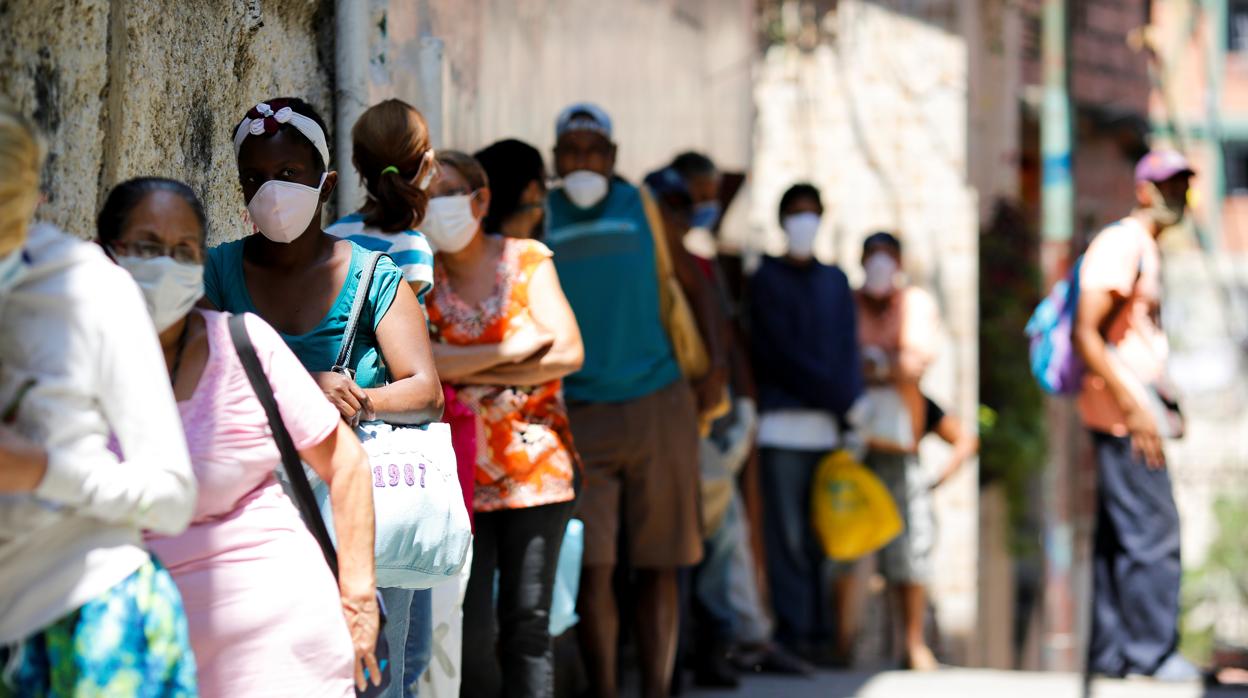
left=569, top=379, right=703, bottom=568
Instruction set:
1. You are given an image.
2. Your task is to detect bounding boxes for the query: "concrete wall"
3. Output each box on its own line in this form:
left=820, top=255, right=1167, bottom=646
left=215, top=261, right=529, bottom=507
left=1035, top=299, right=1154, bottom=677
left=749, top=0, right=980, bottom=661
left=358, top=0, right=755, bottom=184
left=0, top=0, right=333, bottom=245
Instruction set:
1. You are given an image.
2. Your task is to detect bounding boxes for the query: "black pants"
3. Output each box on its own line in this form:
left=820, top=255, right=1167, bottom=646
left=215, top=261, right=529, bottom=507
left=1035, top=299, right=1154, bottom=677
left=461, top=500, right=575, bottom=698
left=1088, top=432, right=1181, bottom=676
left=758, top=447, right=831, bottom=649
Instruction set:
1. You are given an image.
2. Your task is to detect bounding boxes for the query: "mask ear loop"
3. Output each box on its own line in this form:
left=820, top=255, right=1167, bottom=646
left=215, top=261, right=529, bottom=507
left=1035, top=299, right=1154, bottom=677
left=416, top=149, right=437, bottom=191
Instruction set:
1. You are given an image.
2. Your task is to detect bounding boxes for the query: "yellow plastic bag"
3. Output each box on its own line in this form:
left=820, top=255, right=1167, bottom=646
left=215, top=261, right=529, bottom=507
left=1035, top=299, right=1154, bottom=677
left=810, top=450, right=904, bottom=561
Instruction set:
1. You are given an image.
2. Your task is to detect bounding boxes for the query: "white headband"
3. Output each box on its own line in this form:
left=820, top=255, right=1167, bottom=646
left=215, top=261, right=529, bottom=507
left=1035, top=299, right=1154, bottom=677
left=232, top=102, right=331, bottom=168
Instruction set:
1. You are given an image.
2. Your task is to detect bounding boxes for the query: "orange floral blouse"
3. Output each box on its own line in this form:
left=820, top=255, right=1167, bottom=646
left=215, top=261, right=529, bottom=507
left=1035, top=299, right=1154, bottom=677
left=427, top=237, right=577, bottom=512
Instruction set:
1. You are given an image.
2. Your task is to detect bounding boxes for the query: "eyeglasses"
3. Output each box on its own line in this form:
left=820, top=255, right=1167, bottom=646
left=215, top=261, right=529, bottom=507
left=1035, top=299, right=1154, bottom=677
left=108, top=240, right=204, bottom=265
left=434, top=189, right=479, bottom=200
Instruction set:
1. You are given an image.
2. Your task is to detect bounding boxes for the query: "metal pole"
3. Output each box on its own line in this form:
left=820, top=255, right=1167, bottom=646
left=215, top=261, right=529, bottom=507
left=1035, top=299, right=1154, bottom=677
left=335, top=0, right=369, bottom=218
left=1041, top=0, right=1074, bottom=249
left=1040, top=0, right=1078, bottom=674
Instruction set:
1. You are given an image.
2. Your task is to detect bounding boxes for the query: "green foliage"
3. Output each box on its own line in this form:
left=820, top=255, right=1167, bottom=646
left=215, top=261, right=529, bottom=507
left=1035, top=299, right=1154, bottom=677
left=1180, top=494, right=1248, bottom=665
left=978, top=201, right=1048, bottom=553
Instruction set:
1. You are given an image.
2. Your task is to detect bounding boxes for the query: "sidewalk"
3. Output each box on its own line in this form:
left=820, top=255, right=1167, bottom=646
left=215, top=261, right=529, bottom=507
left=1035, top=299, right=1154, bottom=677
left=687, top=669, right=1244, bottom=698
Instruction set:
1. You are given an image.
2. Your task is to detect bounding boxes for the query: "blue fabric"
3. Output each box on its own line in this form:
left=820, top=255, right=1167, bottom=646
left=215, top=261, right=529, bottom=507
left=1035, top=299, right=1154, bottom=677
left=402, top=589, right=432, bottom=694
left=759, top=446, right=832, bottom=647
left=545, top=179, right=682, bottom=403
left=205, top=238, right=403, bottom=389
left=1025, top=256, right=1085, bottom=395
left=749, top=257, right=864, bottom=418
left=1088, top=431, right=1181, bottom=677
left=694, top=495, right=741, bottom=642
left=372, top=587, right=430, bottom=698
left=550, top=518, right=583, bottom=636
left=0, top=557, right=197, bottom=698
left=326, top=213, right=435, bottom=304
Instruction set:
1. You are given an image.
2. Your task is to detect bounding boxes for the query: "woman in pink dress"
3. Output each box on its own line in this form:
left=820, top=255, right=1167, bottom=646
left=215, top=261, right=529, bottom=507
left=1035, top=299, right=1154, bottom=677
left=95, top=177, right=382, bottom=697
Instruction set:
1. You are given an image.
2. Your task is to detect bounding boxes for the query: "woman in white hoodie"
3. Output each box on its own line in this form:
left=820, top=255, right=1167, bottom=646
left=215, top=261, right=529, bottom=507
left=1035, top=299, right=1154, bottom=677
left=0, top=109, right=198, bottom=694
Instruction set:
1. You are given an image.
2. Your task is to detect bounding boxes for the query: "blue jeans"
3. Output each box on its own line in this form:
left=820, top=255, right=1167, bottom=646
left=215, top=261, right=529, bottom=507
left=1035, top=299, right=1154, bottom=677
left=694, top=495, right=743, bottom=643
left=759, top=447, right=831, bottom=648
left=377, top=587, right=433, bottom=697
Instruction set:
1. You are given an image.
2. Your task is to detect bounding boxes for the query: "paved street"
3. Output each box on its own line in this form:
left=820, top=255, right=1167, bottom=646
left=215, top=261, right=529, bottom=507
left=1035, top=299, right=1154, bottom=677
left=686, top=669, right=1247, bottom=698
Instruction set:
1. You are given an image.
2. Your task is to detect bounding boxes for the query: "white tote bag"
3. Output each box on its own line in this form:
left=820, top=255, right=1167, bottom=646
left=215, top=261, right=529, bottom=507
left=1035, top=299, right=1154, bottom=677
left=316, top=251, right=472, bottom=589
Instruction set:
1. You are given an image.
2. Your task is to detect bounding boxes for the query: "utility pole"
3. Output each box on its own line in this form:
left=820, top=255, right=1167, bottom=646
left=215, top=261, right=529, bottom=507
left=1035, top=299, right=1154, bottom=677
left=1040, top=0, right=1078, bottom=674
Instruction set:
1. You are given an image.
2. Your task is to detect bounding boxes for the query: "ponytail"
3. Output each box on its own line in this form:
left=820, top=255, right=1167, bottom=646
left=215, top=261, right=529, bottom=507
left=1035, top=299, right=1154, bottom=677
left=352, top=99, right=434, bottom=233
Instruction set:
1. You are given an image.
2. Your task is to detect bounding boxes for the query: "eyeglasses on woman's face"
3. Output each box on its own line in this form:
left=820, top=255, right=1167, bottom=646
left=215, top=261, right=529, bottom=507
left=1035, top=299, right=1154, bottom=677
left=109, top=239, right=205, bottom=265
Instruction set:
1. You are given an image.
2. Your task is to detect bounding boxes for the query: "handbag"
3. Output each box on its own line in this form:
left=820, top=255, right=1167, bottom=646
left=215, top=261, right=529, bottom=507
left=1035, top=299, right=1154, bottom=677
left=639, top=186, right=711, bottom=380
left=810, top=450, right=903, bottom=561
left=228, top=313, right=392, bottom=697
left=549, top=518, right=584, bottom=637
left=325, top=251, right=472, bottom=590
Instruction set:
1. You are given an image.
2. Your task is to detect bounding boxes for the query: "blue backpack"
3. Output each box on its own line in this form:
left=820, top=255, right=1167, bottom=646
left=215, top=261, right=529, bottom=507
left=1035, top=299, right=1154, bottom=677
left=1025, top=257, right=1085, bottom=395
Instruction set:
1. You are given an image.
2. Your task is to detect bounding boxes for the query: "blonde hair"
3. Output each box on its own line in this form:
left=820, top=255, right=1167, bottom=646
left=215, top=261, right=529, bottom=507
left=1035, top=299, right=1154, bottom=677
left=0, top=107, right=45, bottom=253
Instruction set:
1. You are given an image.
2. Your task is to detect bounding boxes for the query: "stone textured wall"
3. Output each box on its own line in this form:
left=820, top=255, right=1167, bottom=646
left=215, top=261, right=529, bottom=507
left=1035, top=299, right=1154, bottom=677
left=0, top=0, right=333, bottom=245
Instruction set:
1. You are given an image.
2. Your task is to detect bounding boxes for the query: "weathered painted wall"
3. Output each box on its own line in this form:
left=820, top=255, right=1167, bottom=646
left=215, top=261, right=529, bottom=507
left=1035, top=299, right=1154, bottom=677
left=1, top=0, right=333, bottom=244
left=361, top=0, right=755, bottom=182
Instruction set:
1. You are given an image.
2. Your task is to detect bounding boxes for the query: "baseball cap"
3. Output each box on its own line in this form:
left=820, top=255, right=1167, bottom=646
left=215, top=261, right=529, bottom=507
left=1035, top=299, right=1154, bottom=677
left=1135, top=149, right=1195, bottom=183
left=555, top=102, right=612, bottom=140
left=643, top=167, right=693, bottom=211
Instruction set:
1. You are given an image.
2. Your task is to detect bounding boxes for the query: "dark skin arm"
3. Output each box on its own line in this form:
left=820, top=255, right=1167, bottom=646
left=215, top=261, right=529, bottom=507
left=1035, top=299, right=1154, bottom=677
left=654, top=201, right=729, bottom=412
left=364, top=279, right=444, bottom=424
left=929, top=413, right=980, bottom=489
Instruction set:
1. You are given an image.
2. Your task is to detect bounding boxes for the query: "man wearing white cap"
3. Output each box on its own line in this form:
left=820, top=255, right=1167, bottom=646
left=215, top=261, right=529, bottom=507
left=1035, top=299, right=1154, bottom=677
left=1074, top=149, right=1198, bottom=682
left=544, top=102, right=709, bottom=698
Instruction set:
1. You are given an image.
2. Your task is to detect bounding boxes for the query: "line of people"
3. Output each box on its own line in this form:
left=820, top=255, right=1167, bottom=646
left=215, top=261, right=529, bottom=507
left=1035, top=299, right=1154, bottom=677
left=0, top=96, right=977, bottom=698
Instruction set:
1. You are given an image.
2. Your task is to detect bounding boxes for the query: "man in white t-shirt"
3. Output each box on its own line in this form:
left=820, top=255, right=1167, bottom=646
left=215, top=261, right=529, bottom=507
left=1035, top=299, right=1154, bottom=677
left=1074, top=149, right=1197, bottom=682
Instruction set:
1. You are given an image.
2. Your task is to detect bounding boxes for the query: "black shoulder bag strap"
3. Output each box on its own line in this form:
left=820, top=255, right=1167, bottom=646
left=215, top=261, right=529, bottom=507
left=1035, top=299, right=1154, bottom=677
left=228, top=312, right=391, bottom=696
left=227, top=313, right=340, bottom=576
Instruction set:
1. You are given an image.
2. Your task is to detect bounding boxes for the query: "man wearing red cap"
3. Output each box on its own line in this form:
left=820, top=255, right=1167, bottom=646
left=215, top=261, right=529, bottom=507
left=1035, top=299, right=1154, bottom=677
left=1073, top=149, right=1198, bottom=681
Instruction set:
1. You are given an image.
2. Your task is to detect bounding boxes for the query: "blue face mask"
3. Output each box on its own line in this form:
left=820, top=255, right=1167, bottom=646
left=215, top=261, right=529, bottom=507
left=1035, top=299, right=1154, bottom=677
left=0, top=248, right=25, bottom=295
left=690, top=201, right=722, bottom=230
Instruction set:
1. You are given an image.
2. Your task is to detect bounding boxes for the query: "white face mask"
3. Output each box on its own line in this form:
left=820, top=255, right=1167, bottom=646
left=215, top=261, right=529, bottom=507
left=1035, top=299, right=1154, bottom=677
left=562, top=170, right=610, bottom=209
left=863, top=252, right=899, bottom=298
left=422, top=194, right=480, bottom=254
left=247, top=172, right=327, bottom=244
left=117, top=255, right=205, bottom=332
left=782, top=212, right=820, bottom=260
left=0, top=248, right=25, bottom=295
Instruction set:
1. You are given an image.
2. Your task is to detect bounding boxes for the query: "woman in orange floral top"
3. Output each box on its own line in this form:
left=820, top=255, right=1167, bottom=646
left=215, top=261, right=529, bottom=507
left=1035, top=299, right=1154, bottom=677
left=424, top=151, right=583, bottom=697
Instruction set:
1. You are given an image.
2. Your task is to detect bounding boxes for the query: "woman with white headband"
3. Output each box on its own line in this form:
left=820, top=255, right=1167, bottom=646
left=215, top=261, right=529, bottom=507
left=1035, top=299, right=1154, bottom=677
left=204, top=97, right=444, bottom=696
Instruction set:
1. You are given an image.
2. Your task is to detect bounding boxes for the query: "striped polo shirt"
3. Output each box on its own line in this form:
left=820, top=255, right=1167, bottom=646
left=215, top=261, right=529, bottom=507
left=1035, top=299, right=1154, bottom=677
left=326, top=212, right=435, bottom=302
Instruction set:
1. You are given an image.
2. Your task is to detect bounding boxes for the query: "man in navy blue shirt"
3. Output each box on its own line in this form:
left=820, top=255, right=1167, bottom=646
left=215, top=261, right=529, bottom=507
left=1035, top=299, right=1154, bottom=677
left=749, top=183, right=864, bottom=663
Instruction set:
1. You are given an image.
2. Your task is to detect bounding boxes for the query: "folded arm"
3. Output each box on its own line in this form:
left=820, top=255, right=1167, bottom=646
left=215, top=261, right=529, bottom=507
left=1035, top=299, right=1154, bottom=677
left=34, top=290, right=196, bottom=534
left=368, top=281, right=444, bottom=424
left=455, top=260, right=584, bottom=387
